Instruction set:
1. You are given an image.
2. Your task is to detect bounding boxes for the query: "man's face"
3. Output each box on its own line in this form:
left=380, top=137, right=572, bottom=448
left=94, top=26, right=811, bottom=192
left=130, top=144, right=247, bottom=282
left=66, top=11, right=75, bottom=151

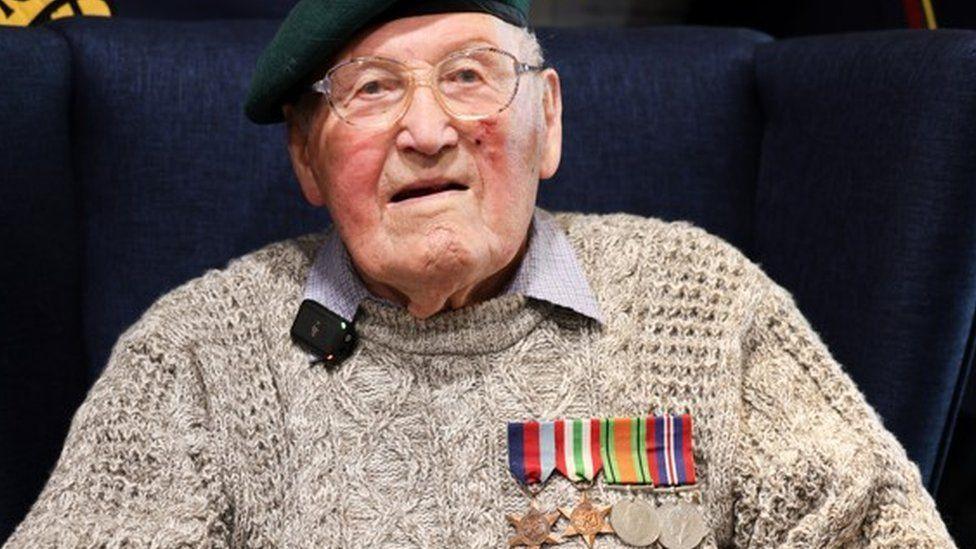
left=287, top=12, right=562, bottom=317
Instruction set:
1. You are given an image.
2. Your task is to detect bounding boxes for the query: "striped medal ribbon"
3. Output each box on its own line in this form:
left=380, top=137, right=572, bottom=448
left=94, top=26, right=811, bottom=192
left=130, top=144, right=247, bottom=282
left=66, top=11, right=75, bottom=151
left=507, top=421, right=558, bottom=489
left=554, top=418, right=603, bottom=483
left=600, top=414, right=697, bottom=486
left=506, top=422, right=564, bottom=547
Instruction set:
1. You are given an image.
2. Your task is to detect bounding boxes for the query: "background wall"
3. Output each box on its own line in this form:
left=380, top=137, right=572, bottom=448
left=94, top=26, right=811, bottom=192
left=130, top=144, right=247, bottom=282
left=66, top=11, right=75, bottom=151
left=530, top=0, right=690, bottom=26
left=6, top=0, right=973, bottom=33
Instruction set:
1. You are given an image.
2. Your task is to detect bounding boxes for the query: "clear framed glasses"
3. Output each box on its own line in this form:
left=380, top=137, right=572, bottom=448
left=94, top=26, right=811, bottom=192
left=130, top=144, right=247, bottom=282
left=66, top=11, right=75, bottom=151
left=310, top=46, right=545, bottom=128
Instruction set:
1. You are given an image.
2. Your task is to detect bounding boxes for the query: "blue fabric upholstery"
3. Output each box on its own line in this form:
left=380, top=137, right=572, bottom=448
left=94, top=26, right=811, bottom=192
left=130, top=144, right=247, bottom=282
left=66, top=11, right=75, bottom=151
left=753, top=29, right=976, bottom=490
left=56, top=19, right=322, bottom=381
left=535, top=26, right=769, bottom=253
left=0, top=26, right=85, bottom=539
left=3, top=19, right=974, bottom=542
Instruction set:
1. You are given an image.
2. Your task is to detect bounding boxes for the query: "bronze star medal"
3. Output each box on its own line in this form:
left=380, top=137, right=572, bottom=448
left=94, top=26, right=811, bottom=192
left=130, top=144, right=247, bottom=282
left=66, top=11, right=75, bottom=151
left=507, top=502, right=563, bottom=548
left=558, top=492, right=614, bottom=548
left=506, top=421, right=563, bottom=547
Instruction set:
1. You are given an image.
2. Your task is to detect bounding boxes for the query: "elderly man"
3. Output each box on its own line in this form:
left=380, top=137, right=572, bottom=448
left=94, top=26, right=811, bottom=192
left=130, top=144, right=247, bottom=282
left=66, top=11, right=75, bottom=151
left=5, top=1, right=957, bottom=548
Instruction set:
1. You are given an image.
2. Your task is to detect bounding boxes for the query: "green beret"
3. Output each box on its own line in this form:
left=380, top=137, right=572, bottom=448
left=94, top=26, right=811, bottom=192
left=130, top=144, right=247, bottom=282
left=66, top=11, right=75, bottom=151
left=245, top=0, right=532, bottom=125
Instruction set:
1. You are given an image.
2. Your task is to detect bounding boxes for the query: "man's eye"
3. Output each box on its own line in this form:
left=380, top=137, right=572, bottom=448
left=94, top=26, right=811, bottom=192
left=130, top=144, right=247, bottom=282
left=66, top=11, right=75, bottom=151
left=447, top=68, right=484, bottom=84
left=358, top=80, right=385, bottom=95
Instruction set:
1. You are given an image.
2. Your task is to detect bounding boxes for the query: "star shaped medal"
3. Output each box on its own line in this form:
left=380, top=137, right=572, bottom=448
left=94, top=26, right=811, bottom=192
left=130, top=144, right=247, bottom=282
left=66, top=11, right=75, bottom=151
left=558, top=492, right=614, bottom=548
left=507, top=502, right=563, bottom=548
left=551, top=418, right=611, bottom=547
left=507, top=421, right=561, bottom=548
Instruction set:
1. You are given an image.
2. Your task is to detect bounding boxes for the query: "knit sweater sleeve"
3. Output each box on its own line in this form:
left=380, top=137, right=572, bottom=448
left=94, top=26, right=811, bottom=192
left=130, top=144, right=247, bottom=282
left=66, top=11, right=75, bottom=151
left=4, top=316, right=232, bottom=547
left=731, top=277, right=956, bottom=548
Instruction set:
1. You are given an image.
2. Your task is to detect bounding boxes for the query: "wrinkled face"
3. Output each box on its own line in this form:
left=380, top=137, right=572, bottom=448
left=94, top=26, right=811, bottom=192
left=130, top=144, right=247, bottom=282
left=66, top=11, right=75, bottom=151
left=287, top=12, right=562, bottom=307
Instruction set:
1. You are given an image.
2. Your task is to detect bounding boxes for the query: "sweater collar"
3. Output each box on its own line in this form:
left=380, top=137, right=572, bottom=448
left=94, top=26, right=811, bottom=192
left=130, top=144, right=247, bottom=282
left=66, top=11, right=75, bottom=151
left=301, top=206, right=605, bottom=326
left=353, top=292, right=551, bottom=355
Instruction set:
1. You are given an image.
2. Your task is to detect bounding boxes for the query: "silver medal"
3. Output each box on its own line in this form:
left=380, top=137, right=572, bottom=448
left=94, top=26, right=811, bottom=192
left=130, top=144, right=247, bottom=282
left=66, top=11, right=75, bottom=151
left=658, top=502, right=709, bottom=549
left=610, top=499, right=660, bottom=547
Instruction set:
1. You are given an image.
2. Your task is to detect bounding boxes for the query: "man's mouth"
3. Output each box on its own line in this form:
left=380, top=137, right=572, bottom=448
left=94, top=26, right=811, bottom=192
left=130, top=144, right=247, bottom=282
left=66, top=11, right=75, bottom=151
left=390, top=180, right=469, bottom=204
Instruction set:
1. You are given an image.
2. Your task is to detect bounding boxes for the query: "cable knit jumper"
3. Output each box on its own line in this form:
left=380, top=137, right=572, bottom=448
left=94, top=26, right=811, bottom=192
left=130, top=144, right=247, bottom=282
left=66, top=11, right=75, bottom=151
left=5, top=211, right=956, bottom=548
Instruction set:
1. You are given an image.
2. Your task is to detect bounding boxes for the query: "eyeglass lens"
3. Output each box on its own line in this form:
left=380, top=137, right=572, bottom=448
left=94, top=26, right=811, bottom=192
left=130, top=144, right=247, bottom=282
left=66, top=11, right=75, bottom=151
left=326, top=49, right=520, bottom=126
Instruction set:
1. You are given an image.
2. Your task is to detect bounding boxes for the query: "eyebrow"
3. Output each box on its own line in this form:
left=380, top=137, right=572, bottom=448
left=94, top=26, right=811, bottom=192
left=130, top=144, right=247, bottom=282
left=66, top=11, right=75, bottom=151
left=439, top=37, right=498, bottom=54
left=345, top=36, right=500, bottom=65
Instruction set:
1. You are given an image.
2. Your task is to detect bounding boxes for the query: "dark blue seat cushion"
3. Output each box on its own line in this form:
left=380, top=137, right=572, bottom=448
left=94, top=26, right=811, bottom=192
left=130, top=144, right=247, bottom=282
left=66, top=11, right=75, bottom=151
left=754, top=29, right=976, bottom=489
left=0, top=25, right=85, bottom=541
left=56, top=19, right=770, bottom=381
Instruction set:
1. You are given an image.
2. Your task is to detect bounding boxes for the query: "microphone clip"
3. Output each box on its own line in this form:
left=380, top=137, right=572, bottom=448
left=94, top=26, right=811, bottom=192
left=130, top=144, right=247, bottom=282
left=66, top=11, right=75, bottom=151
left=290, top=299, right=357, bottom=367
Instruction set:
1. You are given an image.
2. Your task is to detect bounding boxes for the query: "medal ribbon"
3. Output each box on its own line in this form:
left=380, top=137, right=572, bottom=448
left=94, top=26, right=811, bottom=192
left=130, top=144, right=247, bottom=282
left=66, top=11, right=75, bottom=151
left=509, top=413, right=697, bottom=487
left=553, top=418, right=603, bottom=482
left=600, top=417, right=645, bottom=484
left=600, top=414, right=697, bottom=486
left=507, top=421, right=557, bottom=486
left=649, top=413, right=697, bottom=486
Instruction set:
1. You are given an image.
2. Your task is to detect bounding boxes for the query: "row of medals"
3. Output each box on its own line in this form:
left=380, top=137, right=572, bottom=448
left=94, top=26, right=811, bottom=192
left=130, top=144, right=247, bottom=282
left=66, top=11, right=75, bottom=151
left=508, top=484, right=709, bottom=549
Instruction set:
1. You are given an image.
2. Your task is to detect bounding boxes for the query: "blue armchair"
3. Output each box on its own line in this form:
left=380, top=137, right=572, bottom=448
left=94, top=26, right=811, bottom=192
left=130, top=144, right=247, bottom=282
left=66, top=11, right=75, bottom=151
left=2, top=19, right=974, bottom=541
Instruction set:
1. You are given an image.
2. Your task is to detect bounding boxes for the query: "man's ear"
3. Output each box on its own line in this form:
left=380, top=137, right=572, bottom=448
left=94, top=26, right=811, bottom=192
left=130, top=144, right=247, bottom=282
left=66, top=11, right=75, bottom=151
left=283, top=104, right=326, bottom=207
left=538, top=68, right=563, bottom=180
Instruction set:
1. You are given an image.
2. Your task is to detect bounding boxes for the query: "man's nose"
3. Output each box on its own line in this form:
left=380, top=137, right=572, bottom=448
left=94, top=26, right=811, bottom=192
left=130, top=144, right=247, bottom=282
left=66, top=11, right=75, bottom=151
left=394, top=84, right=459, bottom=156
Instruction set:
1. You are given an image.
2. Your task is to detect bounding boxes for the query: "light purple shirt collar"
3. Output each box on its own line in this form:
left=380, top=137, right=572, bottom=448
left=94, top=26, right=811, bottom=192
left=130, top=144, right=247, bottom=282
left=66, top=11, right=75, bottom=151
left=302, top=207, right=605, bottom=325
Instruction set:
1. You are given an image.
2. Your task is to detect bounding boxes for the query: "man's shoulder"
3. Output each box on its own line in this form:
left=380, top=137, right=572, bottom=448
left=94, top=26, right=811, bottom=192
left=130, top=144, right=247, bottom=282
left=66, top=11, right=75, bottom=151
left=547, top=209, right=766, bottom=315
left=125, top=231, right=329, bottom=345
left=549, top=209, right=755, bottom=273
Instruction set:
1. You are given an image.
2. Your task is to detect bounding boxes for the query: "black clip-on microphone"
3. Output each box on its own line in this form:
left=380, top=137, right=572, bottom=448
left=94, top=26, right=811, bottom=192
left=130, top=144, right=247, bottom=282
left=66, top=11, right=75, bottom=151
left=290, top=299, right=358, bottom=367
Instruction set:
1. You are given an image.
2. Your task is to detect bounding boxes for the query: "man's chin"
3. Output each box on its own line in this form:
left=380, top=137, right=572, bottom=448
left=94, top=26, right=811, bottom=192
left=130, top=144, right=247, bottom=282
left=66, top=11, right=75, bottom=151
left=383, top=219, right=477, bottom=256
left=387, top=246, right=480, bottom=295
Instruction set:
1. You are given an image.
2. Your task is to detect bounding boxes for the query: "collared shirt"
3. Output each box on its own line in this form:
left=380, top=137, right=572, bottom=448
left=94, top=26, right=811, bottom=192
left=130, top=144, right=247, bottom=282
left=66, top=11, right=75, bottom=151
left=302, top=206, right=605, bottom=325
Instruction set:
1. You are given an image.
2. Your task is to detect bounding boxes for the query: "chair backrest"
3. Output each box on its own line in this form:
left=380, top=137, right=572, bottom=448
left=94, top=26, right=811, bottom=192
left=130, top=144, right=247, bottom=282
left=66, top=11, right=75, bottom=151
left=0, top=26, right=87, bottom=539
left=752, top=30, right=976, bottom=490
left=535, top=26, right=768, bottom=250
